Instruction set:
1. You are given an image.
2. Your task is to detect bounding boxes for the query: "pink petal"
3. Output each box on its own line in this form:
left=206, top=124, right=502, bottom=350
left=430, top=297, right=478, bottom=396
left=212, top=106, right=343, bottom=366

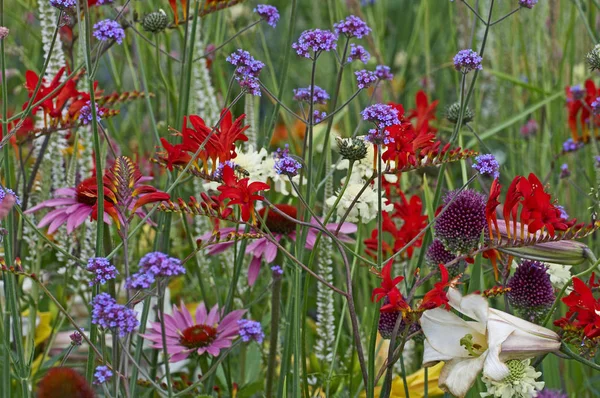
left=218, top=309, right=246, bottom=334
left=327, top=222, right=357, bottom=235
left=264, top=241, right=279, bottom=262
left=180, top=302, right=194, bottom=327
left=65, top=203, right=86, bottom=215
left=47, top=213, right=69, bottom=234
left=205, top=344, right=221, bottom=356
left=245, top=237, right=268, bottom=256
left=248, top=256, right=262, bottom=286
left=206, top=304, right=220, bottom=326
left=66, top=206, right=92, bottom=234
left=206, top=241, right=235, bottom=255
left=195, top=302, right=208, bottom=324
left=169, top=351, right=191, bottom=362
left=53, top=187, right=76, bottom=197
left=305, top=230, right=317, bottom=249
left=37, top=208, right=68, bottom=228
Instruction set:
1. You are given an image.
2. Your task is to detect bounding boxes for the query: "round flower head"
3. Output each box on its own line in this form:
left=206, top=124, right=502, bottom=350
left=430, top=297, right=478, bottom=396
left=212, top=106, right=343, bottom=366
left=520, top=118, right=539, bottom=138
left=142, top=10, right=169, bottom=33
left=37, top=368, right=95, bottom=398
left=292, top=29, right=338, bottom=59
left=453, top=49, right=483, bottom=73
left=592, top=97, right=600, bottom=115
left=142, top=302, right=245, bottom=362
left=254, top=4, right=280, bottom=28
left=333, top=15, right=371, bottom=38
left=536, top=389, right=568, bottom=398
left=375, top=65, right=393, bottom=81
left=78, top=101, right=104, bottom=125
left=425, top=239, right=461, bottom=277
left=93, top=366, right=112, bottom=385
left=312, top=110, right=327, bottom=124
left=238, top=319, right=265, bottom=343
left=519, top=0, right=538, bottom=8
left=568, top=85, right=585, bottom=101
left=273, top=145, right=302, bottom=177
left=378, top=298, right=421, bottom=339
left=91, top=293, right=139, bottom=336
left=562, top=138, right=583, bottom=153
left=336, top=136, right=368, bottom=161
left=361, top=103, right=400, bottom=129
left=472, top=154, right=500, bottom=179
left=507, top=260, right=555, bottom=322
left=434, top=189, right=487, bottom=254
left=69, top=330, right=83, bottom=346
left=481, top=359, right=544, bottom=398
left=49, top=0, right=76, bottom=9
left=355, top=69, right=378, bottom=89
left=446, top=102, right=474, bottom=124
left=226, top=49, right=265, bottom=78
left=347, top=44, right=370, bottom=64
left=365, top=128, right=394, bottom=146
left=86, top=257, right=118, bottom=286
left=293, top=85, right=330, bottom=104
left=587, top=44, right=600, bottom=72
left=126, top=252, right=185, bottom=289
left=559, top=163, right=570, bottom=179
left=93, top=20, right=125, bottom=44
left=0, top=186, right=20, bottom=206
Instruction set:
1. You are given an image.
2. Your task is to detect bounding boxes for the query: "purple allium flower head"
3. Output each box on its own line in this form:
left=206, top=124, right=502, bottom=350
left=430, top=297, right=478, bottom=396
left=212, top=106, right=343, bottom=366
left=520, top=118, right=539, bottom=138
left=472, top=154, right=500, bottom=179
left=334, top=15, right=371, bottom=38
left=292, top=29, right=338, bottom=59
left=293, top=85, right=330, bottom=104
left=425, top=239, right=457, bottom=266
left=93, top=20, right=125, bottom=45
left=560, top=163, right=571, bottom=179
left=49, top=0, right=77, bottom=9
left=592, top=97, right=600, bottom=115
left=365, top=128, right=394, bottom=145
left=508, top=260, right=555, bottom=322
left=519, top=0, right=538, bottom=8
left=361, top=104, right=400, bottom=129
left=273, top=144, right=302, bottom=177
left=237, top=319, right=265, bottom=343
left=347, top=44, right=370, bottom=64
left=453, top=49, right=483, bottom=73
left=375, top=65, right=393, bottom=81
left=556, top=205, right=569, bottom=219
left=434, top=189, right=488, bottom=254
left=355, top=69, right=378, bottom=89
left=254, top=4, right=280, bottom=27
left=86, top=257, right=118, bottom=286
left=271, top=265, right=283, bottom=276
left=312, top=110, right=327, bottom=124
left=378, top=297, right=421, bottom=339
left=93, top=366, right=112, bottom=385
left=91, top=293, right=139, bottom=336
left=79, top=101, right=104, bottom=125
left=69, top=330, right=83, bottom=346
left=536, top=390, right=568, bottom=398
left=569, top=85, right=585, bottom=101
left=562, top=138, right=584, bottom=153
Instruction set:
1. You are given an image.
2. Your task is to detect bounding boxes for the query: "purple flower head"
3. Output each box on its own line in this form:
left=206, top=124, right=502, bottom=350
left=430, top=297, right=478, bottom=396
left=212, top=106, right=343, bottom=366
left=508, top=260, right=555, bottom=322
left=271, top=265, right=283, bottom=276
left=556, top=205, right=569, bottom=219
left=595, top=156, right=600, bottom=168
left=239, top=76, right=261, bottom=96
left=355, top=69, right=378, bottom=89
left=254, top=4, right=280, bottom=27
left=292, top=29, right=338, bottom=59
left=93, top=366, right=112, bottom=385
left=519, top=0, right=538, bottom=8
left=361, top=0, right=376, bottom=5
left=562, top=138, right=584, bottom=153
left=79, top=101, right=104, bottom=125
left=569, top=85, right=585, bottom=101
left=91, top=293, right=139, bottom=336
left=313, top=110, right=327, bottom=124
left=136, top=251, right=185, bottom=278
left=361, top=104, right=400, bottom=129
left=365, top=128, right=394, bottom=146
left=226, top=49, right=264, bottom=95
left=375, top=65, right=393, bottom=81
left=453, top=49, right=483, bottom=73
left=96, top=0, right=115, bottom=3
left=214, top=160, right=237, bottom=180
left=333, top=15, right=371, bottom=38
left=273, top=145, right=302, bottom=177
left=560, top=163, right=570, bottom=179
left=592, top=97, right=600, bottom=115
left=86, top=257, right=118, bottom=286
left=293, top=86, right=330, bottom=104
left=434, top=189, right=488, bottom=254
left=0, top=186, right=20, bottom=206
left=125, top=272, right=156, bottom=289
left=347, top=44, right=370, bottom=64
left=49, top=0, right=76, bottom=9
left=378, top=297, right=421, bottom=339
left=472, top=154, right=500, bottom=179
left=426, top=239, right=457, bottom=266
left=536, top=390, right=568, bottom=398
left=93, top=20, right=125, bottom=45
left=238, top=319, right=265, bottom=343
left=520, top=118, right=539, bottom=137
left=69, top=330, right=83, bottom=346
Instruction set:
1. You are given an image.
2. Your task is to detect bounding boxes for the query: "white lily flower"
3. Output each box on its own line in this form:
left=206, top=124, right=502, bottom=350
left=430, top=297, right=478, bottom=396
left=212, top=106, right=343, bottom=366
left=420, top=288, right=560, bottom=398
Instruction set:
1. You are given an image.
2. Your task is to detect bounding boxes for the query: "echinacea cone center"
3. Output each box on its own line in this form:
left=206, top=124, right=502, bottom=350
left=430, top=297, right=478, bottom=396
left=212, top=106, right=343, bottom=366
left=179, top=324, right=218, bottom=349
left=258, top=204, right=297, bottom=235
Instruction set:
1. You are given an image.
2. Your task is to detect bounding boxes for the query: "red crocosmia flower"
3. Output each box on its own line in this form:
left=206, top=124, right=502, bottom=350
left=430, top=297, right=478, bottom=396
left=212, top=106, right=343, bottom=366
left=566, top=80, right=599, bottom=142
left=371, top=260, right=410, bottom=313
left=217, top=165, right=269, bottom=224
left=159, top=138, right=192, bottom=171
left=555, top=274, right=600, bottom=339
left=419, top=264, right=451, bottom=311
left=486, top=178, right=502, bottom=240
left=407, top=90, right=438, bottom=135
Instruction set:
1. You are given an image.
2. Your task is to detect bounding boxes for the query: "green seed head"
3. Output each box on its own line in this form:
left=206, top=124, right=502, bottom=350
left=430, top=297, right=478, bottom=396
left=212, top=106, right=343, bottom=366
left=336, top=137, right=368, bottom=162
left=142, top=10, right=169, bottom=33
left=587, top=44, right=600, bottom=72
left=446, top=102, right=474, bottom=124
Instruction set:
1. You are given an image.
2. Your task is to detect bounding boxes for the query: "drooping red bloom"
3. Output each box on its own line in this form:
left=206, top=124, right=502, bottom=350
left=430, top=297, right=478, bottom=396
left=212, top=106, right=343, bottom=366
left=486, top=178, right=502, bottom=240
left=555, top=274, right=600, bottom=339
left=371, top=261, right=410, bottom=313
left=419, top=264, right=452, bottom=311
left=217, top=165, right=269, bottom=224
left=565, top=80, right=599, bottom=142
left=159, top=138, right=192, bottom=171
left=407, top=90, right=438, bottom=135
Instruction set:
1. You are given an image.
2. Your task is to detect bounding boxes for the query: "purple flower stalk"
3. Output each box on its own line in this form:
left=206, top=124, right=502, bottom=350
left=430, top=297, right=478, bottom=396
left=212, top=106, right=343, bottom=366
left=86, top=257, right=118, bottom=286
left=375, top=65, right=393, bottom=81
left=254, top=4, right=280, bottom=27
left=355, top=69, right=378, bottom=89
left=347, top=44, right=370, bottom=64
left=93, top=20, right=125, bottom=45
left=361, top=104, right=400, bottom=129
left=365, top=128, right=394, bottom=145
left=93, top=366, right=112, bottom=385
left=238, top=319, right=265, bottom=343
left=562, top=138, right=583, bottom=153
left=472, top=154, right=500, bottom=179
left=519, top=0, right=538, bottom=8
left=453, top=49, right=483, bottom=73
left=79, top=101, right=104, bottom=125
left=49, top=0, right=77, bottom=9
left=292, top=29, right=338, bottom=59
left=91, top=293, right=139, bottom=336
left=333, top=15, right=371, bottom=38
left=293, top=86, right=330, bottom=104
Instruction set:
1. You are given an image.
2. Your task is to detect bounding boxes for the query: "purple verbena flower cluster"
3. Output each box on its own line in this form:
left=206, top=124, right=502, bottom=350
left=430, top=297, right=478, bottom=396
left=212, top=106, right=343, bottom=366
left=365, top=128, right=394, bottom=145
left=333, top=15, right=371, bottom=38
left=355, top=69, right=378, bottom=89
left=254, top=4, right=280, bottom=28
left=273, top=145, right=302, bottom=177
left=293, top=86, right=330, bottom=104
left=271, top=265, right=283, bottom=276
left=238, top=319, right=265, bottom=343
left=562, top=138, right=584, bottom=153
left=49, top=0, right=77, bottom=9
left=226, top=49, right=265, bottom=96
left=93, top=366, right=113, bottom=385
left=292, top=29, right=338, bottom=59
left=126, top=252, right=185, bottom=289
left=472, top=154, right=500, bottom=179
left=519, top=0, right=538, bottom=8
left=213, top=160, right=237, bottom=180
left=312, top=110, right=327, bottom=124
left=375, top=65, right=393, bottom=81
left=93, top=20, right=125, bottom=45
left=79, top=101, right=104, bottom=125
left=361, top=104, right=400, bottom=129
left=86, top=257, right=118, bottom=286
left=91, top=293, right=139, bottom=337
left=453, top=49, right=483, bottom=73
left=347, top=44, right=370, bottom=64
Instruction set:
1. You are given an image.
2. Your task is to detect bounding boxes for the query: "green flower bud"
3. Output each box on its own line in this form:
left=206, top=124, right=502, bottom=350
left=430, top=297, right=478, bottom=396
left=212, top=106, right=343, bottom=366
left=446, top=102, right=474, bottom=124
left=336, top=136, right=368, bottom=162
left=142, top=10, right=169, bottom=34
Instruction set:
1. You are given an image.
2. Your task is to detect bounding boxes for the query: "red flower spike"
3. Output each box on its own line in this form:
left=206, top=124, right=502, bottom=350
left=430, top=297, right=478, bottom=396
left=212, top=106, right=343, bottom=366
left=555, top=274, right=600, bottom=339
left=217, top=165, right=269, bottom=224
left=408, top=90, right=438, bottom=135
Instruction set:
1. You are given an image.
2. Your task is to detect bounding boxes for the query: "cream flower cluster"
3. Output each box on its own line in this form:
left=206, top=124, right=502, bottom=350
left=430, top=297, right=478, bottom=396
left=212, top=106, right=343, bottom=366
left=480, top=359, right=544, bottom=398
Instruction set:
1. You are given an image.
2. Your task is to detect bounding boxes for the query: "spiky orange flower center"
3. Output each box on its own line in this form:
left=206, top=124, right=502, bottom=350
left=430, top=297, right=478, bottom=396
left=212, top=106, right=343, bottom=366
left=179, top=324, right=218, bottom=349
